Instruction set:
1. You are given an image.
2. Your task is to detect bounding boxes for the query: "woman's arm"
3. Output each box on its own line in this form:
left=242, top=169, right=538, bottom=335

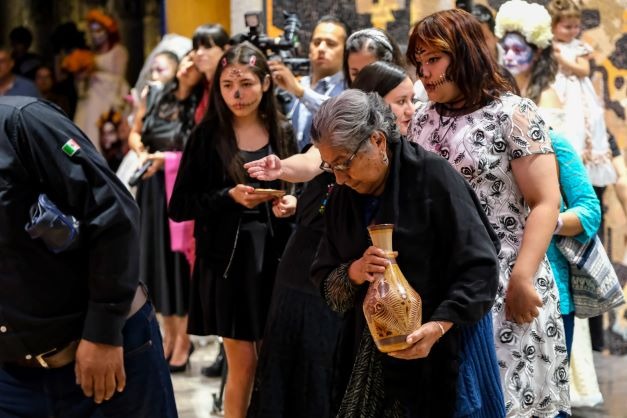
left=508, top=153, right=560, bottom=323
left=506, top=99, right=561, bottom=324
left=245, top=145, right=323, bottom=183
left=127, top=89, right=147, bottom=155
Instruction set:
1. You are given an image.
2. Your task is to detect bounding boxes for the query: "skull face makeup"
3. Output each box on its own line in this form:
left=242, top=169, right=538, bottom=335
left=500, top=32, right=535, bottom=76
left=89, top=22, right=108, bottom=48
left=219, top=63, right=270, bottom=119
left=414, top=46, right=463, bottom=104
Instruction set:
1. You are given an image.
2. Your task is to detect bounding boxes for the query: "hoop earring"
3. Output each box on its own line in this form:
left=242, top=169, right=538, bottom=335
left=382, top=153, right=389, bottom=166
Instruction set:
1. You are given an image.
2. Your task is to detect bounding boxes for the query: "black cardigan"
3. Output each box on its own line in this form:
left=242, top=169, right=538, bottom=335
left=168, top=117, right=296, bottom=263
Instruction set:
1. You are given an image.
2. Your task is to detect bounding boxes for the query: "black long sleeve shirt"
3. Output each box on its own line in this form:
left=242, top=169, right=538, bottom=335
left=0, top=97, right=140, bottom=362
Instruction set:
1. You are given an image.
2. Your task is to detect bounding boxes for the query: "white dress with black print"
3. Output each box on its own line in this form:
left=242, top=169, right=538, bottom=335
left=408, top=93, right=570, bottom=417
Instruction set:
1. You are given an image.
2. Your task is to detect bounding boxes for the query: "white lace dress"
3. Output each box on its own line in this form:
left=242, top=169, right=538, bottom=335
left=552, top=39, right=615, bottom=186
left=408, top=93, right=570, bottom=417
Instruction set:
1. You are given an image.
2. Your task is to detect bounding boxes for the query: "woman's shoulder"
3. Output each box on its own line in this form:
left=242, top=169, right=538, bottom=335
left=495, top=92, right=535, bottom=111
left=538, top=87, right=563, bottom=110
left=559, top=39, right=593, bottom=56
left=106, top=43, right=128, bottom=58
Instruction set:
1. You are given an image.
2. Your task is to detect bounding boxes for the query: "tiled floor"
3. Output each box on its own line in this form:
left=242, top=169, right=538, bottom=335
left=173, top=339, right=627, bottom=418
left=171, top=337, right=223, bottom=417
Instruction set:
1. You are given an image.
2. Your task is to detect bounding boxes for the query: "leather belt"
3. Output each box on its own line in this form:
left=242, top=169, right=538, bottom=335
left=12, top=340, right=79, bottom=369
left=7, top=286, right=148, bottom=369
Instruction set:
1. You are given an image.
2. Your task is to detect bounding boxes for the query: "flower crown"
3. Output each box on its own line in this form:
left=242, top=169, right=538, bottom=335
left=86, top=9, right=118, bottom=34
left=495, top=0, right=553, bottom=49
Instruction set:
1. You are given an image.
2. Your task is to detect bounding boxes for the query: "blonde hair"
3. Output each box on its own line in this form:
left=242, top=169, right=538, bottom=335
left=546, top=0, right=581, bottom=27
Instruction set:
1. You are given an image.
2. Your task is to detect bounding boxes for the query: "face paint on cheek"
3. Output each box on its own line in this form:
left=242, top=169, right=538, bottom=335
left=507, top=50, right=533, bottom=75
left=501, top=35, right=535, bottom=76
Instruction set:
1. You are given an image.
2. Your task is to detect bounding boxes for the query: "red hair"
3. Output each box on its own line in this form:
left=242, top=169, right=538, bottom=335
left=407, top=9, right=512, bottom=107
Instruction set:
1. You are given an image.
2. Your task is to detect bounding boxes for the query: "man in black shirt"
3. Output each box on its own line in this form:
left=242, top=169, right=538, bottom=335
left=0, top=96, right=177, bottom=417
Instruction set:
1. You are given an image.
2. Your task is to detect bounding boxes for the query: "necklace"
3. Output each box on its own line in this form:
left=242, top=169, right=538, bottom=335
left=435, top=112, right=458, bottom=140
left=431, top=111, right=458, bottom=160
left=318, top=183, right=335, bottom=215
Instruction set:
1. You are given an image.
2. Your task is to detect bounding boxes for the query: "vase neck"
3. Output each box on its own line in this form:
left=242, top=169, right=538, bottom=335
left=383, top=251, right=398, bottom=263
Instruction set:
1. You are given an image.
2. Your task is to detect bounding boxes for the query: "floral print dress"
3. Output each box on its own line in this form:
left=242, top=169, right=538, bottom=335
left=408, top=93, right=570, bottom=417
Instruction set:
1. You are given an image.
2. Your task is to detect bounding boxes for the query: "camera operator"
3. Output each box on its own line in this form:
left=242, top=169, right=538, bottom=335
left=269, top=16, right=348, bottom=150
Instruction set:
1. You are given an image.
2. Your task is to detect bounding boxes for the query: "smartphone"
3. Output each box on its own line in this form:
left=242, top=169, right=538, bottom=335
left=128, top=161, right=153, bottom=187
left=251, top=188, right=286, bottom=197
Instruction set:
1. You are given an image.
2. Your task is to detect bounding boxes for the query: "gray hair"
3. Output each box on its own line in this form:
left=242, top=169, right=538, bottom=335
left=311, top=89, right=400, bottom=152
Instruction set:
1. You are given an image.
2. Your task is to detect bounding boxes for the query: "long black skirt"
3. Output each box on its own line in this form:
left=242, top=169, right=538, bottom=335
left=248, top=224, right=348, bottom=418
left=137, top=171, right=190, bottom=316
left=248, top=284, right=346, bottom=418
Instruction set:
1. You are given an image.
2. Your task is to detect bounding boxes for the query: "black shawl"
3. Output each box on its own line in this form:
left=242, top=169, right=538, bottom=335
left=311, top=138, right=500, bottom=417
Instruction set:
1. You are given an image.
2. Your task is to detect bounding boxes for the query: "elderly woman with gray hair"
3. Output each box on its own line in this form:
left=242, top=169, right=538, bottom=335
left=310, top=89, right=501, bottom=417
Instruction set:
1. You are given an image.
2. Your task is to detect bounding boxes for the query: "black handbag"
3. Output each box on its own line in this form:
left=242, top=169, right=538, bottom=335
left=24, top=194, right=80, bottom=253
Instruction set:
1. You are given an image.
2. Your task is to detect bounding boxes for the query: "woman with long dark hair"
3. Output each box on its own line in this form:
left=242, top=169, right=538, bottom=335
left=169, top=42, right=296, bottom=417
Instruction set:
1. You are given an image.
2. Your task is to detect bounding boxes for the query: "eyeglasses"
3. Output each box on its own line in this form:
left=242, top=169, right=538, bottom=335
left=319, top=135, right=370, bottom=173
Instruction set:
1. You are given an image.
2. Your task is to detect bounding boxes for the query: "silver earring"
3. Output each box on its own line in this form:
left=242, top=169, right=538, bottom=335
left=382, top=154, right=389, bottom=166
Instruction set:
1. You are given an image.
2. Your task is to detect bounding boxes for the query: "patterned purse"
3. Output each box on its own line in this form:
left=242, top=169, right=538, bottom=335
left=556, top=235, right=625, bottom=318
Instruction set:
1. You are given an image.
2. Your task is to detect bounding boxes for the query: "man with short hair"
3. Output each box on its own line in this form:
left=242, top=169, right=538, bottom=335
left=0, top=47, right=39, bottom=97
left=269, top=16, right=348, bottom=150
left=0, top=96, right=176, bottom=417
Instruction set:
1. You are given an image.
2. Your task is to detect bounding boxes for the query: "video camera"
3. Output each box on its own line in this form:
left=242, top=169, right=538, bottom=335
left=230, top=10, right=310, bottom=77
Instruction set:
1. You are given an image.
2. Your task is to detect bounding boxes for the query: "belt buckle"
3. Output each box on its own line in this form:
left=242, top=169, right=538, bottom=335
left=34, top=347, right=57, bottom=369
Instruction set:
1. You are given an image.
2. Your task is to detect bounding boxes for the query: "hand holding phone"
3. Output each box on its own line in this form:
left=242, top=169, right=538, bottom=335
left=128, top=161, right=153, bottom=187
left=251, top=188, right=286, bottom=198
left=229, top=185, right=282, bottom=209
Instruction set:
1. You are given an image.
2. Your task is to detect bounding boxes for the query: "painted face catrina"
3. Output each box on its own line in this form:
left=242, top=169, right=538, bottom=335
left=500, top=32, right=535, bottom=76
left=89, top=22, right=108, bottom=48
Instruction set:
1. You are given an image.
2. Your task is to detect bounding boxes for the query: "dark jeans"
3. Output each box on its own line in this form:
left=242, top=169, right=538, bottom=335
left=563, top=312, right=575, bottom=358
left=0, top=301, right=177, bottom=418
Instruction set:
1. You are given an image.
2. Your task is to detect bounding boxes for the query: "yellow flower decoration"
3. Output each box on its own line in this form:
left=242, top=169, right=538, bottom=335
left=495, top=0, right=553, bottom=49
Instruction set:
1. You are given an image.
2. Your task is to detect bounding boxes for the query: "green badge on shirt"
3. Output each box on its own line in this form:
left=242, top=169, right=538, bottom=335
left=61, top=139, right=80, bottom=157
